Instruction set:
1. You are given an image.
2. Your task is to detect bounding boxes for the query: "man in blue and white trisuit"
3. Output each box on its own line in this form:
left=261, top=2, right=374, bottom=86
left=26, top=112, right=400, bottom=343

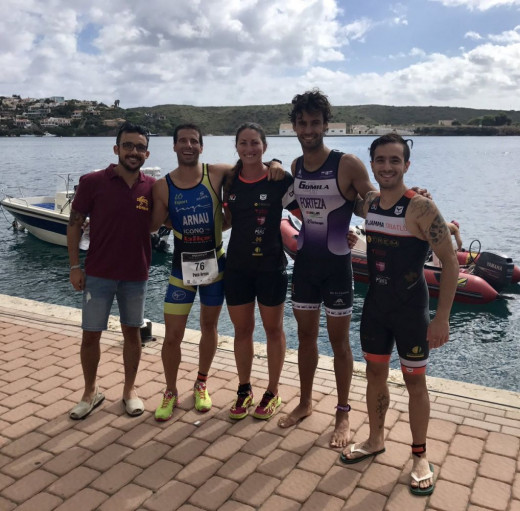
left=150, top=124, right=284, bottom=422
left=277, top=90, right=377, bottom=448
left=340, top=134, right=458, bottom=497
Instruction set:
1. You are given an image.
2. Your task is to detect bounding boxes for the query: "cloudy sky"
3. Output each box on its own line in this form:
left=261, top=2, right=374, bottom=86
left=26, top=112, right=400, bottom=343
left=2, top=0, right=520, bottom=110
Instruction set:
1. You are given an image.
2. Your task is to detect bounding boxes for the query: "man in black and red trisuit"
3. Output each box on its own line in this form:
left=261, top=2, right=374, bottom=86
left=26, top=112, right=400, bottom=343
left=341, top=133, right=459, bottom=497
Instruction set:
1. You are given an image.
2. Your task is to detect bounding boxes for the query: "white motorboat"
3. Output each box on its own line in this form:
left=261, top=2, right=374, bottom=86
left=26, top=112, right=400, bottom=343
left=1, top=172, right=80, bottom=247
left=1, top=167, right=170, bottom=251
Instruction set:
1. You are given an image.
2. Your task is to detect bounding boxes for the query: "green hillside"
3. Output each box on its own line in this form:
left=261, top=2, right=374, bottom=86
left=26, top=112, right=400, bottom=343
left=125, top=103, right=520, bottom=136
left=2, top=94, right=519, bottom=137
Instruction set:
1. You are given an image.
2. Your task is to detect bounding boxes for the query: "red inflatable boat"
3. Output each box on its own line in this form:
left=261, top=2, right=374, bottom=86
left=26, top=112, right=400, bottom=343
left=280, top=217, right=519, bottom=305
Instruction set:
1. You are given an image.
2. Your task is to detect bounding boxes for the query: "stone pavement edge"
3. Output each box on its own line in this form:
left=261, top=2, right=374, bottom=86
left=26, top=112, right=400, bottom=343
left=0, top=294, right=519, bottom=511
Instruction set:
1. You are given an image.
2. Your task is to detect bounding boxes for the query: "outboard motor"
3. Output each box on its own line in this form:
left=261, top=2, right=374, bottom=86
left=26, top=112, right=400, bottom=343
left=151, top=226, right=171, bottom=252
left=473, top=252, right=514, bottom=292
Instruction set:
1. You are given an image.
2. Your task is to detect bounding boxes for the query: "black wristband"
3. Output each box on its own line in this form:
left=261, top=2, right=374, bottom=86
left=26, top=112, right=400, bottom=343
left=270, top=158, right=282, bottom=165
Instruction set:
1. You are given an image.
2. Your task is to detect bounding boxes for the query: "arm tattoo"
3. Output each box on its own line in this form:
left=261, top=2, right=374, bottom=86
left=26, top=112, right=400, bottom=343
left=410, top=197, right=435, bottom=219
left=68, top=209, right=85, bottom=227
left=429, top=214, right=448, bottom=246
left=354, top=196, right=365, bottom=217
left=357, top=191, right=377, bottom=218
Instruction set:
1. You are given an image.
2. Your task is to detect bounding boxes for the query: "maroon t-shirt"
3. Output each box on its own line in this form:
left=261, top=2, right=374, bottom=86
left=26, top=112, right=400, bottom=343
left=72, top=164, right=155, bottom=281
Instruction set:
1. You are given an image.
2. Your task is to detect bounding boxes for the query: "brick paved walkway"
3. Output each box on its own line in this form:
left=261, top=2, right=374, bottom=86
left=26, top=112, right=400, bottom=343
left=0, top=295, right=519, bottom=511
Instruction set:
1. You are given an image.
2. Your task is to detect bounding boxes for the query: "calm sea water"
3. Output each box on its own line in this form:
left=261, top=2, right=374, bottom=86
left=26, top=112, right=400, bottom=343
left=1, top=136, right=519, bottom=392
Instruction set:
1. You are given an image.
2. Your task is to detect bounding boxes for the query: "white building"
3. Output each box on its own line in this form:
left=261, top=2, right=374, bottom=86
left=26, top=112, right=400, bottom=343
left=350, top=124, right=370, bottom=135
left=279, top=123, right=294, bottom=135
left=368, top=125, right=414, bottom=136
left=41, top=117, right=72, bottom=127
left=279, top=122, right=347, bottom=136
left=14, top=117, right=32, bottom=128
left=103, top=118, right=126, bottom=127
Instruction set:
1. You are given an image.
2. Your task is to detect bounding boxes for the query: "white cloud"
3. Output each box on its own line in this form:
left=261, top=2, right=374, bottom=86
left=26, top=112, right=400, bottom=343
left=429, top=0, right=520, bottom=11
left=410, top=47, right=427, bottom=57
left=489, top=25, right=520, bottom=42
left=392, top=16, right=409, bottom=26
left=465, top=31, right=483, bottom=39
left=0, top=0, right=519, bottom=109
left=387, top=47, right=426, bottom=60
left=304, top=42, right=520, bottom=109
left=343, top=18, right=374, bottom=42
left=0, top=0, right=356, bottom=106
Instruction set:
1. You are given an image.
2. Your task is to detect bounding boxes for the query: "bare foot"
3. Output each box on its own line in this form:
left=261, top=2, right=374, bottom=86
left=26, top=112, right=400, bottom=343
left=340, top=440, right=385, bottom=463
left=410, top=456, right=434, bottom=493
left=329, top=408, right=351, bottom=447
left=278, top=403, right=312, bottom=428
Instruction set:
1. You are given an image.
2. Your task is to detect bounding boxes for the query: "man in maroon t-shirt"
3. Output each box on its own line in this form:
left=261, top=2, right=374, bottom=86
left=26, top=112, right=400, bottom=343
left=67, top=122, right=155, bottom=420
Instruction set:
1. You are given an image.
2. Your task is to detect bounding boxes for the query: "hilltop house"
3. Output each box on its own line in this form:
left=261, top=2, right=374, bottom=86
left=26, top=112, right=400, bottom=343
left=103, top=118, right=126, bottom=127
left=41, top=117, right=72, bottom=127
left=14, top=117, right=32, bottom=129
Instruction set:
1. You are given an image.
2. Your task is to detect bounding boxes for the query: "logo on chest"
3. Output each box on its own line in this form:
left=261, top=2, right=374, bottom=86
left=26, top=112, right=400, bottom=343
left=136, top=196, right=149, bottom=211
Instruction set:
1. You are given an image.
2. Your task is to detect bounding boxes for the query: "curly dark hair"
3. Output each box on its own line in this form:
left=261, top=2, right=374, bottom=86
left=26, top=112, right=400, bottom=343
left=289, top=88, right=332, bottom=124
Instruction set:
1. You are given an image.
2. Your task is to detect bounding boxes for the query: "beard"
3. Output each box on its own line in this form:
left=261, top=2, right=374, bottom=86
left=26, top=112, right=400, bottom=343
left=119, top=155, right=143, bottom=172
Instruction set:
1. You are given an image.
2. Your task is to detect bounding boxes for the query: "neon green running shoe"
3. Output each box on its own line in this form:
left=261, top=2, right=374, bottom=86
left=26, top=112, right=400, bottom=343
left=252, top=392, right=282, bottom=420
left=193, top=381, right=212, bottom=412
left=154, top=390, right=178, bottom=422
left=229, top=391, right=254, bottom=420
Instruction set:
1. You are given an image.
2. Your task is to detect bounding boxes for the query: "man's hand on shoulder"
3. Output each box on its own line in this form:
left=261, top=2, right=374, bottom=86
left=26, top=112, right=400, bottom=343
left=266, top=160, right=285, bottom=181
left=411, top=186, right=432, bottom=200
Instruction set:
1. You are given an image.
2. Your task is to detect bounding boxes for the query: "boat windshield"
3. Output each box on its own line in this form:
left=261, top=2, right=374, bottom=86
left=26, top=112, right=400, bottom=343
left=55, top=173, right=83, bottom=197
left=53, top=173, right=83, bottom=214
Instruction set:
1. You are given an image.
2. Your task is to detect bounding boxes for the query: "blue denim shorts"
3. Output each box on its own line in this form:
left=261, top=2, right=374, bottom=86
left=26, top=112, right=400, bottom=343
left=82, top=275, right=148, bottom=331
